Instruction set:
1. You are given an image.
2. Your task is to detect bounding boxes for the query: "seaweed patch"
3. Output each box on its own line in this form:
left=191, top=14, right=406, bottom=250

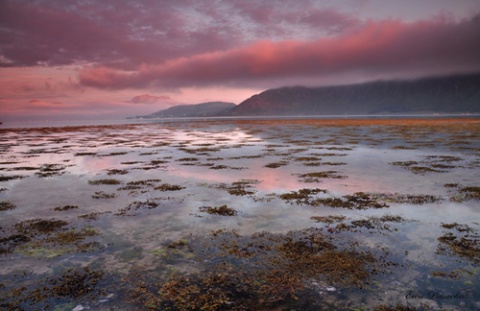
left=437, top=222, right=480, bottom=264
left=0, top=201, right=16, bottom=211
left=89, top=179, right=122, bottom=185
left=296, top=171, right=347, bottom=182
left=198, top=205, right=238, bottom=216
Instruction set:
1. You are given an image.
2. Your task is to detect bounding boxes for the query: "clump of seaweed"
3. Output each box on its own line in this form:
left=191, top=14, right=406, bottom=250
left=88, top=178, right=122, bottom=185
left=378, top=215, right=405, bottom=222
left=280, top=188, right=328, bottom=205
left=101, top=151, right=128, bottom=156
left=150, top=159, right=169, bottom=166
left=295, top=156, right=322, bottom=162
left=444, top=183, right=459, bottom=188
left=443, top=183, right=480, bottom=202
left=35, top=163, right=69, bottom=177
left=265, top=161, right=288, bottom=168
left=45, top=227, right=98, bottom=245
left=456, top=186, right=480, bottom=201
left=115, top=200, right=160, bottom=216
left=127, top=227, right=389, bottom=310
left=78, top=211, right=111, bottom=221
left=74, top=152, right=97, bottom=156
left=0, top=234, right=30, bottom=255
left=310, top=215, right=346, bottom=224
left=320, top=161, right=347, bottom=166
left=327, top=147, right=352, bottom=151
left=283, top=192, right=390, bottom=209
left=166, top=239, right=190, bottom=249
left=48, top=266, right=105, bottom=298
left=441, top=222, right=473, bottom=232
left=313, top=153, right=347, bottom=157
left=390, top=161, right=427, bottom=170
left=149, top=239, right=194, bottom=263
left=152, top=270, right=262, bottom=311
left=154, top=183, right=185, bottom=191
left=373, top=193, right=442, bottom=205
left=106, top=169, right=129, bottom=175
left=437, top=222, right=480, bottom=264
left=121, top=161, right=143, bottom=165
left=374, top=305, right=417, bottom=311
left=297, top=171, right=347, bottom=182
left=0, top=266, right=106, bottom=309
left=0, top=161, right=22, bottom=165
left=54, top=205, right=78, bottom=211
left=347, top=215, right=406, bottom=232
left=409, top=166, right=445, bottom=174
left=302, top=162, right=322, bottom=167
left=278, top=190, right=392, bottom=209
left=0, top=201, right=16, bottom=211
left=340, top=192, right=389, bottom=209
left=129, top=200, right=159, bottom=210
left=199, top=205, right=237, bottom=216
left=203, top=180, right=259, bottom=197
left=7, top=218, right=101, bottom=258
left=228, top=155, right=262, bottom=160
left=424, top=155, right=463, bottom=162
left=390, top=154, right=464, bottom=175
left=15, top=219, right=68, bottom=235
left=227, top=180, right=259, bottom=196
left=22, top=148, right=59, bottom=155
left=210, top=165, right=246, bottom=170
left=6, top=166, right=38, bottom=171
left=306, top=250, right=376, bottom=287
left=92, top=191, right=118, bottom=199
left=177, top=157, right=199, bottom=162
left=391, top=145, right=416, bottom=150
left=117, top=179, right=162, bottom=191
left=0, top=175, right=25, bottom=182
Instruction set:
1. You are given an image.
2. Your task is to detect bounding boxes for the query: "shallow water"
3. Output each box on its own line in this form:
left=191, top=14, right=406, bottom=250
left=1, top=118, right=479, bottom=310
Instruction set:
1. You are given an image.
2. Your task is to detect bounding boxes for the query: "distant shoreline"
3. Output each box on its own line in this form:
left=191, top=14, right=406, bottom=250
left=1, top=114, right=480, bottom=130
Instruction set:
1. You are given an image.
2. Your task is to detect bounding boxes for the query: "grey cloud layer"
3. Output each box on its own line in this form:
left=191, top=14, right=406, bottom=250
left=1, top=0, right=479, bottom=90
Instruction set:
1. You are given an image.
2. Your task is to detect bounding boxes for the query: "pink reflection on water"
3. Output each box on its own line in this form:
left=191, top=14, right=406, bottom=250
left=72, top=155, right=121, bottom=175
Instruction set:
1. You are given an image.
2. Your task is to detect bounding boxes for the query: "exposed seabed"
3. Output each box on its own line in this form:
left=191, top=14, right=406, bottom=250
left=1, top=118, right=479, bottom=310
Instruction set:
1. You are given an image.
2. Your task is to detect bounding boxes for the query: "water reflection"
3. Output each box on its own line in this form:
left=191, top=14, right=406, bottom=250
left=0, top=119, right=479, bottom=310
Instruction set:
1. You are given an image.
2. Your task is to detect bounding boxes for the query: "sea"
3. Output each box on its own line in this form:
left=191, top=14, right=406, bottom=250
left=1, top=115, right=479, bottom=310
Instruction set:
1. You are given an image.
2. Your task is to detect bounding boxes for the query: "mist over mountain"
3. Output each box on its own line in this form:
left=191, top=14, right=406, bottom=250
left=138, top=102, right=236, bottom=118
left=132, top=73, right=480, bottom=119
left=228, top=73, right=480, bottom=116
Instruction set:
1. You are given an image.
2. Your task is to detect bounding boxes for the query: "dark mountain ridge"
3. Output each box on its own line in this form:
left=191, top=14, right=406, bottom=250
left=138, top=101, right=236, bottom=118
left=229, top=72, right=480, bottom=116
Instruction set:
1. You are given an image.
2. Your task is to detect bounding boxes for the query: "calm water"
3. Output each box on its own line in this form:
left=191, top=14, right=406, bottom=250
left=0, top=118, right=479, bottom=310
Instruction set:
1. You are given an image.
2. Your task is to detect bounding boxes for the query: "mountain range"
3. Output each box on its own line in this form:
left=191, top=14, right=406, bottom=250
left=137, top=72, right=480, bottom=118
left=137, top=102, right=236, bottom=118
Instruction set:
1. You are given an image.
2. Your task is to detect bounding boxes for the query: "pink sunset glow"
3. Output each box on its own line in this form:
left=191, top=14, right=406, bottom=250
left=1, top=0, right=479, bottom=121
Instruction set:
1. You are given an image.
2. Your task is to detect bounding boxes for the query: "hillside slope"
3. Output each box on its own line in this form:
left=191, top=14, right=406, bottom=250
left=230, top=73, right=480, bottom=116
left=140, top=102, right=236, bottom=118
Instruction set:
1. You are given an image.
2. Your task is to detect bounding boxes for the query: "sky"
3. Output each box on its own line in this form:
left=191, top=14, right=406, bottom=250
left=1, top=0, right=480, bottom=121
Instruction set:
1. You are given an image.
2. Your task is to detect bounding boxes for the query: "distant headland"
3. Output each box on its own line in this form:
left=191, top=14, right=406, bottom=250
left=133, top=72, right=480, bottom=119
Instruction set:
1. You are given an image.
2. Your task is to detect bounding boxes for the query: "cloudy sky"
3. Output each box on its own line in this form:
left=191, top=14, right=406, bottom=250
left=1, top=0, right=480, bottom=121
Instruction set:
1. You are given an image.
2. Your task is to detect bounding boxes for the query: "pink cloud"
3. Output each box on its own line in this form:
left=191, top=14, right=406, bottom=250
left=79, top=14, right=480, bottom=89
left=298, top=8, right=360, bottom=34
left=129, top=94, right=172, bottom=104
left=29, top=99, right=64, bottom=109
left=0, top=0, right=401, bottom=71
left=0, top=0, right=241, bottom=68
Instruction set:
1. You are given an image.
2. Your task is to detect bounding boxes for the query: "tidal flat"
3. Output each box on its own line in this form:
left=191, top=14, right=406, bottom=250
left=0, top=118, right=479, bottom=310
